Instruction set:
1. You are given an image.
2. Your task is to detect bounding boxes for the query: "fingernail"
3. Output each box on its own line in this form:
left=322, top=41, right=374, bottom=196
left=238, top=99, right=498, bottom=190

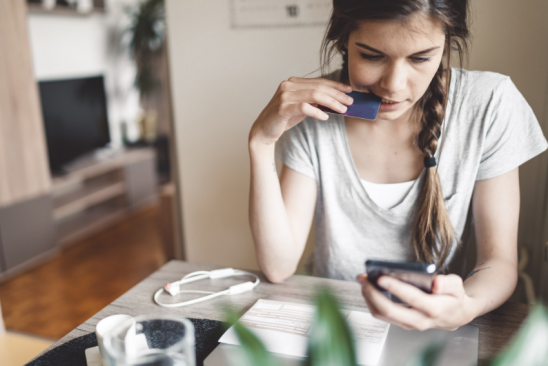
left=378, top=278, right=388, bottom=289
left=321, top=112, right=329, bottom=120
left=340, top=105, right=348, bottom=113
left=346, top=96, right=353, bottom=104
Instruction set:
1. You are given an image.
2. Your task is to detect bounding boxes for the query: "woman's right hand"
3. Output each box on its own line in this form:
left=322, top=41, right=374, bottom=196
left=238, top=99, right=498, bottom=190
left=249, top=77, right=354, bottom=146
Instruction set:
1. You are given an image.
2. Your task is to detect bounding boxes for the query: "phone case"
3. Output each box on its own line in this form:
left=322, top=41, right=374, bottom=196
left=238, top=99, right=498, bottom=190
left=365, top=260, right=436, bottom=293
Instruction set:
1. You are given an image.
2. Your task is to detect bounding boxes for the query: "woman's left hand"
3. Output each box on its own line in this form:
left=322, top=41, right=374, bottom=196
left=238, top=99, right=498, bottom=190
left=356, top=273, right=480, bottom=331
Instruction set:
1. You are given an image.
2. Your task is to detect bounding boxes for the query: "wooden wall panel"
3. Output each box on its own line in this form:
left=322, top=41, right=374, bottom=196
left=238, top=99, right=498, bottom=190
left=0, top=0, right=51, bottom=208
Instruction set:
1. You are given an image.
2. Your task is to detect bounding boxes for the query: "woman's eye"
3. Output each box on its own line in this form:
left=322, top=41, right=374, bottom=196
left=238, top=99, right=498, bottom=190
left=359, top=53, right=383, bottom=61
left=410, top=56, right=431, bottom=63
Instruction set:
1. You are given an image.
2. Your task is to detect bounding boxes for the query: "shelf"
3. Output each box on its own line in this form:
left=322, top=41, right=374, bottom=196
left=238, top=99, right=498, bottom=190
left=27, top=3, right=105, bottom=16
left=52, top=149, right=155, bottom=187
left=50, top=148, right=158, bottom=245
left=53, top=169, right=123, bottom=205
left=54, top=182, right=126, bottom=221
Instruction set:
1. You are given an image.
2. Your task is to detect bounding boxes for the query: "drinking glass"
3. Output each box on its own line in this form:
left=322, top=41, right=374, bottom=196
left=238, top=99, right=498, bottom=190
left=103, top=313, right=195, bottom=366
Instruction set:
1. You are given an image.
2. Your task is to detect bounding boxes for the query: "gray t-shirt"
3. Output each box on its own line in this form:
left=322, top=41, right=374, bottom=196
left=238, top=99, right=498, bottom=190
left=275, top=68, right=548, bottom=281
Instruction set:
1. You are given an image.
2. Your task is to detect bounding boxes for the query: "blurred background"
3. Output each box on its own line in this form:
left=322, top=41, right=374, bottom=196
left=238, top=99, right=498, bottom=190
left=0, top=0, right=547, bottom=364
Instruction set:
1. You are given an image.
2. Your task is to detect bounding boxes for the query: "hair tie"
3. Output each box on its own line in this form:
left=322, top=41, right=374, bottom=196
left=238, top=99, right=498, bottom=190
left=424, top=156, right=437, bottom=168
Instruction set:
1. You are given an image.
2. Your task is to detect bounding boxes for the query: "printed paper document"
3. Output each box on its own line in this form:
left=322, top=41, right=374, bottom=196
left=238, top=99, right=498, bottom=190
left=219, top=299, right=390, bottom=366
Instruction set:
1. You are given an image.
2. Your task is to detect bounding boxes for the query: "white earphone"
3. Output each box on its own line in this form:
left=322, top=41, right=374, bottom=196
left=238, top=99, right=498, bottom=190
left=153, top=268, right=260, bottom=308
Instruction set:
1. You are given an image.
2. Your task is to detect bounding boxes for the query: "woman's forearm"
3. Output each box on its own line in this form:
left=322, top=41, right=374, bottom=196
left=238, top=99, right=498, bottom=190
left=463, top=256, right=518, bottom=320
left=247, top=78, right=350, bottom=282
left=465, top=169, right=520, bottom=321
left=248, top=140, right=300, bottom=283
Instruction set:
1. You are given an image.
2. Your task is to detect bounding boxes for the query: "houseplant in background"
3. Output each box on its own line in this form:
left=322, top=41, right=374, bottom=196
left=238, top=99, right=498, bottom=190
left=125, top=0, right=166, bottom=145
left=225, top=287, right=548, bottom=366
left=126, top=0, right=165, bottom=98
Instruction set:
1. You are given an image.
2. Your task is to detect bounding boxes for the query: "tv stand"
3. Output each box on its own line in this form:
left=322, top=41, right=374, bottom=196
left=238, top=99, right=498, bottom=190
left=51, top=148, right=158, bottom=245
left=57, top=147, right=125, bottom=175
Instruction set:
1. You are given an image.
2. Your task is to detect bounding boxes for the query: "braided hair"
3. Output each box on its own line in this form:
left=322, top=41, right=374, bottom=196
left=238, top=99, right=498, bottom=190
left=412, top=49, right=454, bottom=267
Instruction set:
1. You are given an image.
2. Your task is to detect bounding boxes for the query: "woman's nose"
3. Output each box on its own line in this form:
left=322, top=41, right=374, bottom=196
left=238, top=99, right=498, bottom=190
left=379, top=62, right=407, bottom=95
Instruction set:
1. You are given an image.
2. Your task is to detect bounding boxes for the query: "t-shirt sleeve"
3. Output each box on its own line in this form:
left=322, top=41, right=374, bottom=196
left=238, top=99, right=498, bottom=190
left=275, top=120, right=317, bottom=180
left=476, top=77, right=548, bottom=180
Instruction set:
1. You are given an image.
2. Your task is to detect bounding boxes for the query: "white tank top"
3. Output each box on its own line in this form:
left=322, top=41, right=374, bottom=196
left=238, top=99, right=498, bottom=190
left=361, top=179, right=416, bottom=210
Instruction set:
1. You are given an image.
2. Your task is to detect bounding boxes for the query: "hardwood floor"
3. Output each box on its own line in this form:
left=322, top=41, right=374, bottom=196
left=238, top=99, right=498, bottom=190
left=0, top=205, right=167, bottom=340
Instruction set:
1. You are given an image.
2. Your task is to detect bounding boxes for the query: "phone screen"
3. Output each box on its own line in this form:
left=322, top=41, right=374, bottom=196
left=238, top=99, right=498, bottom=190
left=366, top=260, right=436, bottom=293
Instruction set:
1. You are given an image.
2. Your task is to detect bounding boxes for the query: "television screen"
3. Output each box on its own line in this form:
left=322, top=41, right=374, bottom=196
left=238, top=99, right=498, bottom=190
left=38, top=75, right=110, bottom=175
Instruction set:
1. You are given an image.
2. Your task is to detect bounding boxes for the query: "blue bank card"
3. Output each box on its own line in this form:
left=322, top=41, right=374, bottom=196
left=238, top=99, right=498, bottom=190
left=319, top=91, right=382, bottom=121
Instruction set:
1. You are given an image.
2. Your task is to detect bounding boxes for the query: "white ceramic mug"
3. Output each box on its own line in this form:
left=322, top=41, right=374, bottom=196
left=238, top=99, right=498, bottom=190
left=96, top=314, right=134, bottom=366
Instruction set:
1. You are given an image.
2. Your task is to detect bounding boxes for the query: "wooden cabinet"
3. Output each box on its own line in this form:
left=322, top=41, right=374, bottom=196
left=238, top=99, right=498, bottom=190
left=52, top=149, right=158, bottom=245
left=0, top=0, right=56, bottom=281
left=0, top=195, right=56, bottom=276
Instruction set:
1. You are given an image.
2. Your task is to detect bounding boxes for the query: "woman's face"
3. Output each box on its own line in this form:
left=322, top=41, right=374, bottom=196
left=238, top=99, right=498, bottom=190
left=346, top=14, right=446, bottom=122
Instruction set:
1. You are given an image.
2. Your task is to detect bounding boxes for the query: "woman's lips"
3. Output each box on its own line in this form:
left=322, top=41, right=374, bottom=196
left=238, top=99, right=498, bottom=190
left=379, top=100, right=403, bottom=111
left=358, top=88, right=405, bottom=111
left=377, top=95, right=404, bottom=111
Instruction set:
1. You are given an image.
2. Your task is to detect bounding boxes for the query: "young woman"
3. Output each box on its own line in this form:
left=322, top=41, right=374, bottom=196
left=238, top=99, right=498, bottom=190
left=248, top=0, right=547, bottom=330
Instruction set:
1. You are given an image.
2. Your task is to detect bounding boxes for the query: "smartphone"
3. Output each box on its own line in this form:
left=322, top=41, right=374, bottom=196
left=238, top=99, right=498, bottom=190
left=365, top=260, right=437, bottom=293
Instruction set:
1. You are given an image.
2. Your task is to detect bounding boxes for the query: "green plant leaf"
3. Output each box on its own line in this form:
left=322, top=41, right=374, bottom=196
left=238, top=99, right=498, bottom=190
left=306, top=286, right=358, bottom=366
left=223, top=307, right=282, bottom=366
left=490, top=304, right=548, bottom=366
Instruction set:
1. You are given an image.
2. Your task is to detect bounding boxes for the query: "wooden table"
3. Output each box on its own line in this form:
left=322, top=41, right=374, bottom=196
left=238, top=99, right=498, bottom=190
left=40, top=260, right=530, bottom=363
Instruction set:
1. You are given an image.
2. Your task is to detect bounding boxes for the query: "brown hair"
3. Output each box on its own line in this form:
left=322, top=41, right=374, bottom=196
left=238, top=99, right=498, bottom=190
left=320, top=0, right=470, bottom=269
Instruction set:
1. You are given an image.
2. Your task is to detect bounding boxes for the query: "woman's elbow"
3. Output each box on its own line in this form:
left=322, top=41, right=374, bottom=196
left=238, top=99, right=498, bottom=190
left=262, top=266, right=295, bottom=283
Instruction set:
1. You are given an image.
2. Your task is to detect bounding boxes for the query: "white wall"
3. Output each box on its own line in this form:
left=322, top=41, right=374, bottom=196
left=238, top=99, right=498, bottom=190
left=166, top=0, right=329, bottom=270
left=27, top=0, right=142, bottom=147
left=466, top=0, right=548, bottom=301
left=28, top=15, right=107, bottom=79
